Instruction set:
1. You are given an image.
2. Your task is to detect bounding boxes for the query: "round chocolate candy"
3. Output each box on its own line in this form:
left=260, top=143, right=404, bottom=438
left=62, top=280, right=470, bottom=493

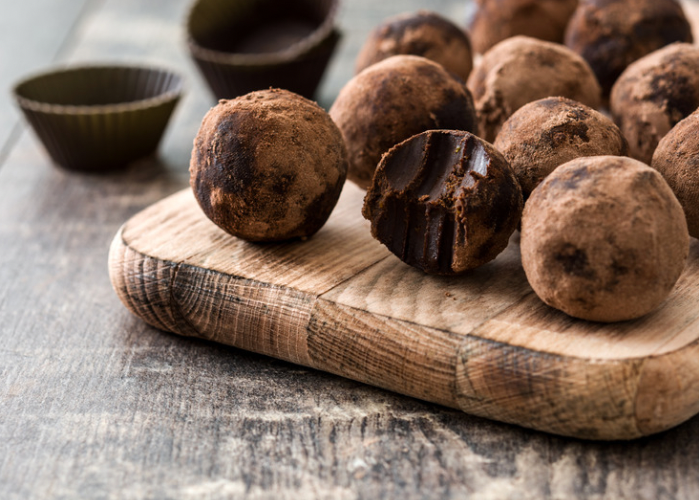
left=330, top=55, right=478, bottom=190
left=652, top=110, right=699, bottom=239
left=521, top=156, right=689, bottom=322
left=190, top=89, right=347, bottom=242
left=362, top=129, right=523, bottom=275
left=565, top=0, right=694, bottom=99
left=355, top=10, right=474, bottom=82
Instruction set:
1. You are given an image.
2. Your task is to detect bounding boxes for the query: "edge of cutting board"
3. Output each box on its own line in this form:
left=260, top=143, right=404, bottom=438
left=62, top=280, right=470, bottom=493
left=108, top=184, right=699, bottom=440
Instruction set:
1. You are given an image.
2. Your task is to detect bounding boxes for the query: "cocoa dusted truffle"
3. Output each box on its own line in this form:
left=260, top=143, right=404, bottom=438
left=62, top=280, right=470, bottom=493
left=565, top=0, right=693, bottom=99
left=469, top=0, right=579, bottom=55
left=467, top=36, right=601, bottom=143
left=355, top=11, right=473, bottom=82
left=494, top=97, right=628, bottom=200
left=362, top=130, right=523, bottom=275
left=330, top=55, right=477, bottom=190
left=190, top=89, right=347, bottom=242
left=521, top=156, right=689, bottom=322
left=652, top=110, right=699, bottom=239
left=611, top=43, right=699, bottom=165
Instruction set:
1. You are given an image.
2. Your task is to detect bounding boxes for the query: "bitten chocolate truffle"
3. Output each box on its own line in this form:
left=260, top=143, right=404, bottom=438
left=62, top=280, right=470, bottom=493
left=565, top=0, right=693, bottom=99
left=330, top=55, right=477, bottom=190
left=652, top=110, right=699, bottom=239
left=362, top=130, right=523, bottom=275
left=190, top=89, right=347, bottom=242
left=611, top=43, right=699, bottom=165
left=469, top=0, right=578, bottom=55
left=521, top=156, right=689, bottom=322
left=467, top=36, right=601, bottom=143
left=494, top=97, right=628, bottom=200
left=355, top=11, right=473, bottom=82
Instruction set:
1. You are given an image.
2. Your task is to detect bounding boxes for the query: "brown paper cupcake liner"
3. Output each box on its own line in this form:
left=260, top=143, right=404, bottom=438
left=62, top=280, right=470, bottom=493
left=191, top=28, right=340, bottom=100
left=186, top=0, right=340, bottom=99
left=13, top=65, right=183, bottom=172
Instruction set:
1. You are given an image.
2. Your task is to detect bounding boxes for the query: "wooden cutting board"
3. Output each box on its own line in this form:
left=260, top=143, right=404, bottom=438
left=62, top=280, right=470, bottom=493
left=108, top=182, right=699, bottom=440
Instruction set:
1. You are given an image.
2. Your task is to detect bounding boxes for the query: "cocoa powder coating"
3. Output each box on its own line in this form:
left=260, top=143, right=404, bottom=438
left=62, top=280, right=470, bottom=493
left=363, top=130, right=523, bottom=275
left=611, top=43, right=699, bottom=165
left=466, top=36, right=601, bottom=143
left=469, top=0, right=579, bottom=54
left=355, top=11, right=473, bottom=82
left=494, top=97, right=628, bottom=200
left=521, top=156, right=689, bottom=322
left=565, top=0, right=693, bottom=99
left=330, top=55, right=477, bottom=190
left=189, top=89, right=348, bottom=242
left=652, top=110, right=699, bottom=239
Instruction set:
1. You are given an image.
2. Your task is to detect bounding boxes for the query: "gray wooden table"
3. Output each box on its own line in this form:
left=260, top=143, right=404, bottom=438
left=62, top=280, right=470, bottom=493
left=1, top=1, right=698, bottom=499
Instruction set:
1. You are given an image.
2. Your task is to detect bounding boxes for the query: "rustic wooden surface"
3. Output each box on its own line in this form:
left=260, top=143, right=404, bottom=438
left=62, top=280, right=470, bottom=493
left=3, top=0, right=699, bottom=498
left=109, top=182, right=699, bottom=441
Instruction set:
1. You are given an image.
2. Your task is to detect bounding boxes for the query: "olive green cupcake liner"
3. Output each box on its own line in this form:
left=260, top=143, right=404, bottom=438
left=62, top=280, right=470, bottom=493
left=186, top=0, right=340, bottom=99
left=13, top=65, right=183, bottom=172
left=190, top=28, right=340, bottom=100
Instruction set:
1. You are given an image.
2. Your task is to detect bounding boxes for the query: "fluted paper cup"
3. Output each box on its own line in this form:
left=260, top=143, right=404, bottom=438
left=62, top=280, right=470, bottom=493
left=12, top=64, right=183, bottom=172
left=186, top=0, right=340, bottom=100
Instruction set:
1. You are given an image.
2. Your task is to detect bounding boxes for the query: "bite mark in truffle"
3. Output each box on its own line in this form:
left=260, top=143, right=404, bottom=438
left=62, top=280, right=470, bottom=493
left=363, top=130, right=523, bottom=275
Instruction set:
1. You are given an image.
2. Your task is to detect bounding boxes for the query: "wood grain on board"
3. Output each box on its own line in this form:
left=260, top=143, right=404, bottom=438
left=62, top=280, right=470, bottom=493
left=110, top=182, right=699, bottom=440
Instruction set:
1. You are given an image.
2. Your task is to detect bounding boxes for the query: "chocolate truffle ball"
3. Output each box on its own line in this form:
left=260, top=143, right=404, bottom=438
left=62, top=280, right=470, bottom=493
left=565, top=0, right=693, bottom=99
left=467, top=36, right=601, bottom=143
left=363, top=130, right=523, bottom=275
left=521, top=156, right=689, bottom=322
left=611, top=43, right=699, bottom=165
left=330, top=55, right=477, bottom=190
left=652, top=110, right=699, bottom=239
left=355, top=11, right=473, bottom=82
left=494, top=97, right=628, bottom=200
left=190, top=89, right=347, bottom=242
left=469, top=0, right=579, bottom=55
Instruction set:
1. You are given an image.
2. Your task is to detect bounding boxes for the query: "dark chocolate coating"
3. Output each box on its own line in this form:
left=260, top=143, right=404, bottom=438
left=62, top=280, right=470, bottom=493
left=469, top=0, right=579, bottom=54
left=362, top=130, right=523, bottom=275
left=495, top=96, right=628, bottom=200
left=330, top=55, right=478, bottom=190
left=565, top=0, right=693, bottom=99
left=355, top=11, right=473, bottom=81
left=190, top=89, right=347, bottom=242
left=652, top=110, right=699, bottom=239
left=611, top=43, right=699, bottom=165
left=521, top=156, right=688, bottom=322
